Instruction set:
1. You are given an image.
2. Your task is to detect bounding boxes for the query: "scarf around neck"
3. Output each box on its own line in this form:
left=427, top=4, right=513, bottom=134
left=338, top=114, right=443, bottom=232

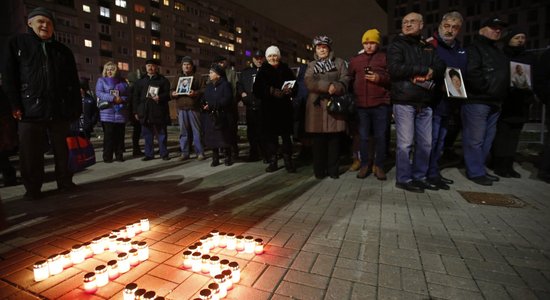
left=313, top=58, right=336, bottom=74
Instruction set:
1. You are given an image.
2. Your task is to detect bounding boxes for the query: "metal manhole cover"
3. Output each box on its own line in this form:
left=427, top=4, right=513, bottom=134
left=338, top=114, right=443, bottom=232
left=458, top=191, right=526, bottom=208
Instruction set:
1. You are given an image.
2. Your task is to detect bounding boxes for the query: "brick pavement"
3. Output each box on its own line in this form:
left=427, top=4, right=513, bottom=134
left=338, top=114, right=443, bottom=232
left=0, top=129, right=549, bottom=299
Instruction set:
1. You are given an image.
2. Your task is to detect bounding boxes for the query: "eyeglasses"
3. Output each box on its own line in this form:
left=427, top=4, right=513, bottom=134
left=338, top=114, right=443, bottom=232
left=402, top=19, right=421, bottom=25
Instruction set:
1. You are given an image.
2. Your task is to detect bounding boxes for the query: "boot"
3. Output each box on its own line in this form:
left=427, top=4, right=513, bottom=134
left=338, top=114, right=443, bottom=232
left=211, top=149, right=220, bottom=167
left=224, top=148, right=233, bottom=166
left=349, top=158, right=361, bottom=171
left=506, top=157, right=521, bottom=178
left=265, top=157, right=278, bottom=172
left=493, top=156, right=510, bottom=177
left=373, top=165, right=387, bottom=181
left=283, top=154, right=296, bottom=173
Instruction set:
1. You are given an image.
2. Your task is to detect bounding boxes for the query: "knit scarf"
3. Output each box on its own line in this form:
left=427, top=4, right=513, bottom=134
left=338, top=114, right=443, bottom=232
left=313, top=58, right=336, bottom=74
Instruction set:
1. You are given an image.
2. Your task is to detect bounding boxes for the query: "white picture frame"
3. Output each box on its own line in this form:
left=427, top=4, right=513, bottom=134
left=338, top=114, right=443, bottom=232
left=176, top=76, right=193, bottom=95
left=444, top=67, right=467, bottom=99
left=146, top=85, right=159, bottom=98
left=281, top=80, right=296, bottom=90
left=510, top=62, right=531, bottom=90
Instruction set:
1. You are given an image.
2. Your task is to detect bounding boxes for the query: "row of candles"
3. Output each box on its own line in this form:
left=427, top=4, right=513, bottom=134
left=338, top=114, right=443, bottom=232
left=186, top=230, right=265, bottom=255
left=33, top=218, right=150, bottom=282
left=123, top=283, right=166, bottom=300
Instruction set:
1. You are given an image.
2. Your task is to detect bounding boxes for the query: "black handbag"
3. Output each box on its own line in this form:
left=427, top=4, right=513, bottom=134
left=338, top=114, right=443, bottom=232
left=326, top=93, right=356, bottom=115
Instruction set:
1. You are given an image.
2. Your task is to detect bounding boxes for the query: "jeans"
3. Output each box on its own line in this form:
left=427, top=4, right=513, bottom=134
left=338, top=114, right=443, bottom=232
left=178, top=109, right=203, bottom=156
left=427, top=113, right=449, bottom=179
left=461, top=103, right=500, bottom=178
left=142, top=123, right=168, bottom=158
left=357, top=106, right=390, bottom=168
left=393, top=104, right=433, bottom=183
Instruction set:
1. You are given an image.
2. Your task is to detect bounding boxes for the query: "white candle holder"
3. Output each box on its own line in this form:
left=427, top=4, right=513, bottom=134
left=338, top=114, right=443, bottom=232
left=83, top=272, right=97, bottom=293
left=33, top=260, right=49, bottom=282
left=95, top=265, right=108, bottom=287
left=47, top=254, right=63, bottom=275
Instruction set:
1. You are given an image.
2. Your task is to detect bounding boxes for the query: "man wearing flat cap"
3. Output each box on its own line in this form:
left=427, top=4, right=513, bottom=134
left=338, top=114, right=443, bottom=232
left=237, top=50, right=266, bottom=162
left=3, top=7, right=81, bottom=200
left=462, top=16, right=508, bottom=186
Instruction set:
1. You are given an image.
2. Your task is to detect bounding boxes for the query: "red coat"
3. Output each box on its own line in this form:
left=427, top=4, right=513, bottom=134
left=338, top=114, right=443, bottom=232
left=348, top=50, right=391, bottom=108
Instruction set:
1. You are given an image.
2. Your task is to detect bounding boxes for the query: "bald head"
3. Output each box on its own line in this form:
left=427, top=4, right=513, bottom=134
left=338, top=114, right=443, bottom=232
left=402, top=12, right=423, bottom=36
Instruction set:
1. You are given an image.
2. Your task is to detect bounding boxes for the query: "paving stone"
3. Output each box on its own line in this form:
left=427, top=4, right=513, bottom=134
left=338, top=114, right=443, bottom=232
left=441, top=255, right=472, bottom=278
left=419, top=252, right=446, bottom=274
left=253, top=265, right=287, bottom=292
left=513, top=266, right=550, bottom=291
left=332, top=267, right=377, bottom=286
left=425, top=271, right=478, bottom=291
left=239, top=261, right=268, bottom=287
left=476, top=280, right=512, bottom=300
left=284, top=269, right=329, bottom=289
left=378, top=264, right=401, bottom=290
left=311, top=254, right=337, bottom=276
left=324, top=278, right=352, bottom=300
left=275, top=281, right=325, bottom=300
left=428, top=283, right=484, bottom=300
left=377, top=286, right=428, bottom=300
left=351, top=282, right=377, bottom=300
left=401, top=267, right=428, bottom=295
left=290, top=251, right=317, bottom=272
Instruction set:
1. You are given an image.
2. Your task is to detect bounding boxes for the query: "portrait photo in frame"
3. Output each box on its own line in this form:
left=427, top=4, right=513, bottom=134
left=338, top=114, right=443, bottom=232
left=444, top=67, right=467, bottom=99
left=176, top=76, right=193, bottom=95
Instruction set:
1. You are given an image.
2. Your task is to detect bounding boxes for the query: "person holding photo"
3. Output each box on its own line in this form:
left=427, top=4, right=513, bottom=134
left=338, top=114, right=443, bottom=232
left=95, top=62, right=128, bottom=163
left=491, top=28, right=535, bottom=178
left=447, top=69, right=464, bottom=97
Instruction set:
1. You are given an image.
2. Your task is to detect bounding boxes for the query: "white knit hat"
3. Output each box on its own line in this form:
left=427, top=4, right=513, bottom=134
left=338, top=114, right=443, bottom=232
left=265, top=45, right=280, bottom=58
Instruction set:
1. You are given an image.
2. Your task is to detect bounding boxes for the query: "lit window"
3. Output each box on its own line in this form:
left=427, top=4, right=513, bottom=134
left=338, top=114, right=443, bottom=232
left=99, top=7, right=110, bottom=18
left=152, top=51, right=160, bottom=59
left=301, top=58, right=307, bottom=64
left=227, top=44, right=235, bottom=52
left=163, top=0, right=170, bottom=6
left=84, top=39, right=93, bottom=47
left=136, top=49, right=147, bottom=58
left=134, top=4, right=146, bottom=13
left=116, top=14, right=128, bottom=24
left=152, top=38, right=160, bottom=45
left=164, top=41, right=171, bottom=47
left=296, top=57, right=301, bottom=63
left=210, top=15, right=220, bottom=23
left=236, top=37, right=242, bottom=44
left=151, top=22, right=160, bottom=31
left=118, top=62, right=129, bottom=71
left=236, top=27, right=242, bottom=34
left=115, top=0, right=127, bottom=8
left=135, top=19, right=146, bottom=29
left=82, top=5, right=91, bottom=13
left=174, top=2, right=184, bottom=10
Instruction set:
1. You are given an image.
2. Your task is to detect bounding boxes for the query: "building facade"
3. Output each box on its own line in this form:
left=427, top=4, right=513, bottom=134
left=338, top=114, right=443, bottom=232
left=21, top=0, right=313, bottom=84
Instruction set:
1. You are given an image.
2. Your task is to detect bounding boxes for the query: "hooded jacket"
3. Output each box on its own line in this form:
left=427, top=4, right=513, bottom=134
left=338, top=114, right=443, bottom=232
left=3, top=28, right=81, bottom=122
left=387, top=33, right=446, bottom=107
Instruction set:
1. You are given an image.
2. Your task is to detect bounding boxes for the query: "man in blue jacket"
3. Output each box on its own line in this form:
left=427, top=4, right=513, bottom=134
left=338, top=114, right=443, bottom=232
left=3, top=7, right=81, bottom=200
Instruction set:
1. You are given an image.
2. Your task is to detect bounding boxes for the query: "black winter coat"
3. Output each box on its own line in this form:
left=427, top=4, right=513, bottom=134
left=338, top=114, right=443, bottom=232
left=201, top=77, right=233, bottom=148
left=387, top=34, right=446, bottom=107
left=3, top=30, right=81, bottom=122
left=465, top=35, right=509, bottom=106
left=132, top=73, right=171, bottom=125
left=253, top=62, right=295, bottom=135
left=237, top=66, right=261, bottom=111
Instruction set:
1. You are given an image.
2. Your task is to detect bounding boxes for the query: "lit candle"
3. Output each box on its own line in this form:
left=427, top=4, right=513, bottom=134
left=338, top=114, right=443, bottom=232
left=131, top=240, right=140, bottom=250
left=107, top=259, right=119, bottom=279
left=118, top=227, right=127, bottom=239
left=60, top=250, right=72, bottom=269
left=117, top=252, right=130, bottom=273
left=82, top=242, right=93, bottom=259
left=95, top=265, right=108, bottom=287
left=47, top=254, right=63, bottom=275
left=206, top=234, right=214, bottom=250
left=133, top=221, right=142, bottom=234
left=134, top=288, right=146, bottom=300
left=116, top=238, right=125, bottom=252
left=199, top=288, right=212, bottom=300
left=111, top=229, right=120, bottom=238
left=100, top=234, right=110, bottom=250
left=137, top=241, right=149, bottom=261
left=188, top=245, right=198, bottom=252
left=244, top=236, right=254, bottom=253
left=226, top=233, right=235, bottom=250
left=208, top=283, right=220, bottom=300
left=229, top=262, right=240, bottom=283
left=218, top=232, right=227, bottom=248
left=219, top=259, right=229, bottom=272
left=70, top=244, right=85, bottom=264
left=122, top=238, right=132, bottom=253
left=214, top=274, right=227, bottom=298
left=221, top=270, right=233, bottom=290
left=254, top=238, right=264, bottom=254
left=143, top=291, right=156, bottom=300
left=210, top=230, right=219, bottom=248
left=126, top=223, right=136, bottom=238
left=235, top=235, right=245, bottom=252
left=91, top=237, right=104, bottom=255
left=129, top=248, right=140, bottom=266
left=123, top=283, right=138, bottom=300
left=182, top=250, right=193, bottom=269
left=209, top=256, right=221, bottom=277
left=83, top=272, right=97, bottom=293
left=140, top=218, right=150, bottom=231
left=108, top=235, right=118, bottom=252
left=191, top=252, right=202, bottom=273
left=201, top=254, right=211, bottom=274
left=195, top=242, right=208, bottom=255
left=33, top=260, right=49, bottom=282
left=200, top=236, right=210, bottom=252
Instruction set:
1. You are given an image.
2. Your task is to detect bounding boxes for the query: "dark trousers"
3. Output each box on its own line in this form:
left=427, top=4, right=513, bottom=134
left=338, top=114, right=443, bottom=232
left=312, top=133, right=340, bottom=177
left=246, top=109, right=264, bottom=159
left=265, top=133, right=292, bottom=160
left=102, top=122, right=126, bottom=161
left=0, top=151, right=16, bottom=185
left=18, top=120, right=72, bottom=194
left=492, top=120, right=523, bottom=172
left=131, top=119, right=142, bottom=152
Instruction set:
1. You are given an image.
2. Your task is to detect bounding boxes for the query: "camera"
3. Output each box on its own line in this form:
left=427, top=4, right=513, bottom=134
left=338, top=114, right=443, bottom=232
left=364, top=67, right=371, bottom=74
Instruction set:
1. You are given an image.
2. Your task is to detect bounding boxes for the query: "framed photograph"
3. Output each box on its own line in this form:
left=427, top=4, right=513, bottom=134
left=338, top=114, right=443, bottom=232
left=109, top=89, right=119, bottom=97
left=176, top=76, right=193, bottom=95
left=281, top=80, right=296, bottom=90
left=146, top=85, right=159, bottom=98
left=510, top=62, right=531, bottom=89
left=444, top=67, right=467, bottom=99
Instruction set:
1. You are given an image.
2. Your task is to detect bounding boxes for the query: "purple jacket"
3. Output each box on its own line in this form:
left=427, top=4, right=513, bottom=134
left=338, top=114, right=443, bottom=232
left=96, top=77, right=129, bottom=123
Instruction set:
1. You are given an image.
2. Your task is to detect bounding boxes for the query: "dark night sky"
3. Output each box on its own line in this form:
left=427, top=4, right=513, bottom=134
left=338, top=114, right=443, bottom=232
left=231, top=0, right=388, bottom=60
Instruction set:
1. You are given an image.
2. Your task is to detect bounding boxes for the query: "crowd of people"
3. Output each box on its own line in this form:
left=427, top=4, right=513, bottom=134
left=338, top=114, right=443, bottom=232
left=1, top=7, right=550, bottom=200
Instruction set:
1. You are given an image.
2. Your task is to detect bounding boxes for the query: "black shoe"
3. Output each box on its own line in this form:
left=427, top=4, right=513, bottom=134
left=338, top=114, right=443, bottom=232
left=211, top=160, right=220, bottom=167
left=132, top=150, right=144, bottom=157
left=58, top=182, right=78, bottom=192
left=485, top=173, right=500, bottom=182
left=142, top=156, right=154, bottom=161
left=224, top=158, right=233, bottom=166
left=265, top=163, right=278, bottom=172
left=104, top=158, right=113, bottom=163
left=329, top=174, right=339, bottom=179
left=23, top=191, right=43, bottom=201
left=493, top=169, right=511, bottom=178
left=509, top=169, right=521, bottom=178
left=162, top=156, right=171, bottom=161
left=395, top=181, right=424, bottom=193
left=413, top=179, right=439, bottom=191
left=439, top=176, right=454, bottom=184
left=427, top=178, right=450, bottom=190
left=116, top=156, right=125, bottom=162
left=470, top=176, right=493, bottom=186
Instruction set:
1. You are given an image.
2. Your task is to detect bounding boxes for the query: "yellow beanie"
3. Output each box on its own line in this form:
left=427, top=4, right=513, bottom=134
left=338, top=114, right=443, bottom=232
left=362, top=29, right=381, bottom=44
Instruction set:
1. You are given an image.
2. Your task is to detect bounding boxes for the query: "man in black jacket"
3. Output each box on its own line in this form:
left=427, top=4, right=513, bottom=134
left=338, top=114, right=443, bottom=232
left=388, top=12, right=446, bottom=193
left=3, top=7, right=81, bottom=199
left=133, top=59, right=171, bottom=161
left=463, top=16, right=508, bottom=186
